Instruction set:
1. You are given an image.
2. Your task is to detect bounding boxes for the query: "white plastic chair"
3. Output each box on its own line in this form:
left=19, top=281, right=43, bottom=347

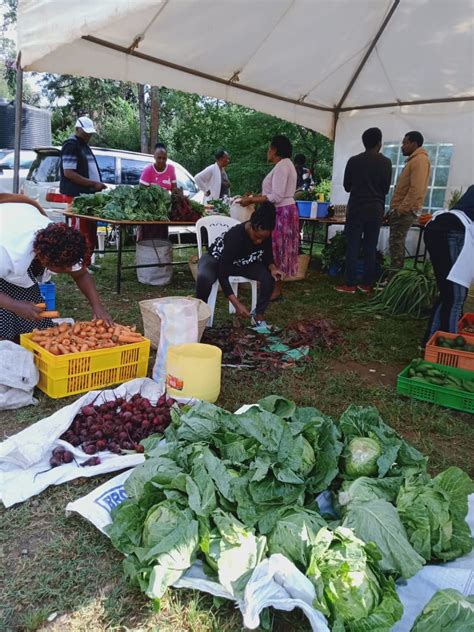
left=196, top=216, right=258, bottom=326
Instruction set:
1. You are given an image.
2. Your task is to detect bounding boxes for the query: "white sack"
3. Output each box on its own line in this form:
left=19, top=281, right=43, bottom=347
left=0, top=378, right=164, bottom=507
left=0, top=341, right=39, bottom=410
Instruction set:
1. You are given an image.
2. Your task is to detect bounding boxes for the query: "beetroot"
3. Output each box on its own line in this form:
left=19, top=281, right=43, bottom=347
left=82, top=456, right=101, bottom=467
left=81, top=406, right=96, bottom=417
left=62, top=451, right=74, bottom=463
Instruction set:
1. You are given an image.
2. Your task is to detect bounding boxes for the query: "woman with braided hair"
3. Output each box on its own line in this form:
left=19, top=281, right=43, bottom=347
left=0, top=193, right=111, bottom=340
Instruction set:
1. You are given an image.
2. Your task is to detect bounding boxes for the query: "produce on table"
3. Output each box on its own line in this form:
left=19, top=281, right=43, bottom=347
left=30, top=320, right=146, bottom=355
left=410, top=589, right=474, bottom=631
left=105, top=396, right=473, bottom=627
left=307, top=527, right=403, bottom=631
left=406, top=359, right=474, bottom=393
left=207, top=198, right=230, bottom=215
left=71, top=185, right=204, bottom=222
left=396, top=467, right=474, bottom=562
left=436, top=334, right=474, bottom=352
left=57, top=393, right=174, bottom=460
left=356, top=263, right=437, bottom=318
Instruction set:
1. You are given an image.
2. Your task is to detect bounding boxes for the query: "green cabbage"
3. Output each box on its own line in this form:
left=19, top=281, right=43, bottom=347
left=411, top=589, right=474, bottom=631
left=267, top=507, right=326, bottom=569
left=344, top=437, right=381, bottom=478
left=307, top=526, right=403, bottom=630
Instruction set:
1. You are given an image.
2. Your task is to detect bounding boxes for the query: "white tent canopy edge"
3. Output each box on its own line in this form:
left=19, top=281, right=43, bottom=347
left=15, top=0, right=474, bottom=197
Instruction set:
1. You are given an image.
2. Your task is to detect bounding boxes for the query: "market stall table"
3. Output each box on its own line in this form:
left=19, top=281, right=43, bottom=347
left=63, top=212, right=197, bottom=293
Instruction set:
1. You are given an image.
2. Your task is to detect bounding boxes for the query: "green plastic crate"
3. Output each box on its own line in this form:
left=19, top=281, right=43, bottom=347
left=397, top=361, right=474, bottom=413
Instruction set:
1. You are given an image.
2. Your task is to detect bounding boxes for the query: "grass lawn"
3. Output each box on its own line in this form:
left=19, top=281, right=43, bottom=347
left=1, top=246, right=473, bottom=632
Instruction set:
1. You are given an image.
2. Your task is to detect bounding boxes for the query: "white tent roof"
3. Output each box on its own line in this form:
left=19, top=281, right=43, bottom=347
left=17, top=0, right=474, bottom=138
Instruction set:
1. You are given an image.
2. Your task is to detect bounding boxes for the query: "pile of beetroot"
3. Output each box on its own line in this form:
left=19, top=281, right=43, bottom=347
left=49, top=393, right=175, bottom=468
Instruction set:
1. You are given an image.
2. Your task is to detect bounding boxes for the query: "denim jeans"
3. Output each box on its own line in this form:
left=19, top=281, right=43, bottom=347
left=422, top=227, right=467, bottom=346
left=344, top=214, right=382, bottom=286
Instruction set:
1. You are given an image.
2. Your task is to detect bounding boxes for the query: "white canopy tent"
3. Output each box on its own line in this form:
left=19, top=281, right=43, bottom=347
left=14, top=0, right=474, bottom=197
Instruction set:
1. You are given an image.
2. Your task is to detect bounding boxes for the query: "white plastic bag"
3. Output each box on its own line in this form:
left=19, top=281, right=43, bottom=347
left=0, top=341, right=39, bottom=410
left=152, top=298, right=198, bottom=389
left=230, top=199, right=255, bottom=223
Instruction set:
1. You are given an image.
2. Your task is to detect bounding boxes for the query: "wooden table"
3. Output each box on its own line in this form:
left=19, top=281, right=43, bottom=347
left=63, top=212, right=197, bottom=293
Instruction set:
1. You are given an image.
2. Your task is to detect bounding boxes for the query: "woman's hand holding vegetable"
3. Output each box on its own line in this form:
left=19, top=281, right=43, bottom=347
left=91, top=304, right=114, bottom=327
left=14, top=300, right=43, bottom=321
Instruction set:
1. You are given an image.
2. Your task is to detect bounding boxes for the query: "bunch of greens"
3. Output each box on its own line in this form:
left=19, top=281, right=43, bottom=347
left=72, top=185, right=171, bottom=221
left=106, top=396, right=343, bottom=605
left=106, top=398, right=473, bottom=629
left=208, top=198, right=230, bottom=215
left=397, top=467, right=474, bottom=562
left=410, top=589, right=474, bottom=631
left=355, top=262, right=437, bottom=318
left=307, top=526, right=403, bottom=631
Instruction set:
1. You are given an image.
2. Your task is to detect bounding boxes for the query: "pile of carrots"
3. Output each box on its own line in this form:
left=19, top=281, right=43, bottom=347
left=30, top=320, right=145, bottom=355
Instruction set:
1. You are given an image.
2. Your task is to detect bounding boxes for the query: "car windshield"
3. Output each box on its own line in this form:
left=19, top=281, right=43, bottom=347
left=175, top=167, right=198, bottom=195
left=27, top=153, right=60, bottom=183
left=0, top=152, right=35, bottom=170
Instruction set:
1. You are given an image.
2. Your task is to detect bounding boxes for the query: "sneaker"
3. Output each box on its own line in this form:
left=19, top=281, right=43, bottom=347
left=335, top=285, right=356, bottom=294
left=357, top=285, right=372, bottom=293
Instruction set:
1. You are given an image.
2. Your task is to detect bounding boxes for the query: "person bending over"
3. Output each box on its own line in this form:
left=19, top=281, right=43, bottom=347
left=196, top=202, right=283, bottom=324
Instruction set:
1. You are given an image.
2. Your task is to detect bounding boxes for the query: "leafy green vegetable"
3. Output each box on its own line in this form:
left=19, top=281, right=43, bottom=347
left=397, top=467, right=474, bottom=562
left=307, top=526, right=403, bottom=631
left=410, top=589, right=474, bottom=631
left=344, top=437, right=381, bottom=478
left=338, top=405, right=427, bottom=478
left=338, top=476, right=403, bottom=507
left=342, top=498, right=425, bottom=578
left=267, top=507, right=326, bottom=570
left=72, top=185, right=171, bottom=221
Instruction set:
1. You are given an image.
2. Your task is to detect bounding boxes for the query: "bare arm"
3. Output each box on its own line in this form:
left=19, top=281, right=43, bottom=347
left=63, top=169, right=106, bottom=191
left=69, top=268, right=113, bottom=324
left=0, top=291, right=42, bottom=321
left=0, top=193, right=48, bottom=216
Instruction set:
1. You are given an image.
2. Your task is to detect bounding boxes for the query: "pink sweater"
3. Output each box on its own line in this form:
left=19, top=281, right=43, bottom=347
left=262, top=158, right=297, bottom=207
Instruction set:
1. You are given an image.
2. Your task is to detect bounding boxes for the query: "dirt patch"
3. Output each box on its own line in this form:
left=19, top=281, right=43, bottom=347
left=327, top=359, right=404, bottom=388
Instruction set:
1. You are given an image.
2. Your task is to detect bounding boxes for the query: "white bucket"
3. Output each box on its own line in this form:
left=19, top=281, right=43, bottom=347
left=135, top=239, right=173, bottom=286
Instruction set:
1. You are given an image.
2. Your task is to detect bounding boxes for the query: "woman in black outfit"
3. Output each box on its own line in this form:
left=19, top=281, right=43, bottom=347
left=422, top=185, right=474, bottom=346
left=196, top=202, right=283, bottom=324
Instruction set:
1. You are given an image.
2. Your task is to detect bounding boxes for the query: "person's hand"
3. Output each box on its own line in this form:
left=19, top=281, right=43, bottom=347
left=14, top=301, right=42, bottom=321
left=271, top=268, right=284, bottom=281
left=94, top=182, right=107, bottom=192
left=239, top=196, right=253, bottom=207
left=92, top=305, right=114, bottom=327
left=234, top=300, right=250, bottom=318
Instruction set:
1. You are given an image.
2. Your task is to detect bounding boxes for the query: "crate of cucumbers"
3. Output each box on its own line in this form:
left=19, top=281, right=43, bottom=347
left=424, top=331, right=474, bottom=370
left=397, top=359, right=474, bottom=413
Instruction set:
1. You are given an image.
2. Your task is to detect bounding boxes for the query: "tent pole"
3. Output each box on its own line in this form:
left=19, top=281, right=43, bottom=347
left=332, top=109, right=340, bottom=142
left=13, top=53, right=23, bottom=194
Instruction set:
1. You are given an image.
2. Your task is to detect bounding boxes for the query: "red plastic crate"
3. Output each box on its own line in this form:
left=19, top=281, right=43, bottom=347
left=424, top=330, right=474, bottom=371
left=459, top=313, right=474, bottom=334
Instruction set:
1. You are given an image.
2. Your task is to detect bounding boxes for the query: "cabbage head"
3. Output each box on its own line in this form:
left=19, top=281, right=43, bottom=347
left=344, top=436, right=381, bottom=478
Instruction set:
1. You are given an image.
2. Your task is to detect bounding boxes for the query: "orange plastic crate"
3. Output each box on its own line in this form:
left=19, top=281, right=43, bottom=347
left=21, top=333, right=150, bottom=398
left=424, top=330, right=474, bottom=371
left=459, top=313, right=474, bottom=333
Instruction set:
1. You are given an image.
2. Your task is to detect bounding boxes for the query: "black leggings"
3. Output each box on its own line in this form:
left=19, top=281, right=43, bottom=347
left=196, top=254, right=275, bottom=315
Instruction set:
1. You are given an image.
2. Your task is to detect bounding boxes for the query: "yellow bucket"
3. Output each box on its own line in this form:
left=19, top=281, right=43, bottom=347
left=166, top=343, right=222, bottom=402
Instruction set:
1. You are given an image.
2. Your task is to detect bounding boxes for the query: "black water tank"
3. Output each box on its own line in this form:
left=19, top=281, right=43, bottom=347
left=0, top=99, right=51, bottom=149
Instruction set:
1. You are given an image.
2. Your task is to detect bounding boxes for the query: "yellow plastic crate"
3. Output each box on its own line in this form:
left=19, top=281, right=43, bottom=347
left=21, top=333, right=150, bottom=398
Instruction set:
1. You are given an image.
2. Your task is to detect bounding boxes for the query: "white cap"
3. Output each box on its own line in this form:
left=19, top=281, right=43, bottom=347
left=75, top=116, right=96, bottom=134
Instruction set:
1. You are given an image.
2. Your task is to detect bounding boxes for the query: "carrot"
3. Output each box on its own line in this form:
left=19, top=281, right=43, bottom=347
left=95, top=319, right=104, bottom=326
left=58, top=323, right=69, bottom=333
left=80, top=344, right=89, bottom=352
left=118, top=335, right=142, bottom=344
left=50, top=345, right=60, bottom=355
left=39, top=311, right=60, bottom=318
left=57, top=344, right=68, bottom=354
left=35, top=303, right=46, bottom=310
left=70, top=345, right=79, bottom=353
left=73, top=323, right=81, bottom=334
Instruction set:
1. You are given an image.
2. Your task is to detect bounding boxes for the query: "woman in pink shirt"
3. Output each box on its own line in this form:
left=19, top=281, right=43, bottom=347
left=138, top=143, right=177, bottom=241
left=240, top=135, right=298, bottom=300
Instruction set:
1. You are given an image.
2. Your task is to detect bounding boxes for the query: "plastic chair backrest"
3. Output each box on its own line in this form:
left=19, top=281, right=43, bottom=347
left=196, top=216, right=240, bottom=258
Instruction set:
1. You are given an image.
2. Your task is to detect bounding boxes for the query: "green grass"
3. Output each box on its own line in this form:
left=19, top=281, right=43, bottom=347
left=0, top=249, right=473, bottom=631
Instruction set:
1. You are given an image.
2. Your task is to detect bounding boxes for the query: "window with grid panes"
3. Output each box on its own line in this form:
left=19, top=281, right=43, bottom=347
left=382, top=142, right=453, bottom=212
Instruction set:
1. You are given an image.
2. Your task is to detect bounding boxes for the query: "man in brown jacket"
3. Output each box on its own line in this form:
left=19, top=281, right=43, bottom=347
left=389, top=131, right=431, bottom=270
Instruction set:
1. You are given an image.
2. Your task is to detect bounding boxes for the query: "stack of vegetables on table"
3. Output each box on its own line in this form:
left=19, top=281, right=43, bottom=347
left=48, top=392, right=175, bottom=468
left=105, top=397, right=473, bottom=630
left=71, top=185, right=205, bottom=222
left=29, top=320, right=146, bottom=355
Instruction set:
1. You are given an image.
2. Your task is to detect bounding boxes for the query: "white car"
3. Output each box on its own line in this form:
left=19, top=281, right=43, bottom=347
left=22, top=146, right=204, bottom=220
left=0, top=150, right=37, bottom=192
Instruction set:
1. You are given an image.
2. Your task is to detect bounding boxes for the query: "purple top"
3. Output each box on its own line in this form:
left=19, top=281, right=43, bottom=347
left=262, top=158, right=297, bottom=207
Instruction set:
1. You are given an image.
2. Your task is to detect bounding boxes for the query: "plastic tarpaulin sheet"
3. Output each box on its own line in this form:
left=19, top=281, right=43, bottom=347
left=17, top=0, right=474, bottom=138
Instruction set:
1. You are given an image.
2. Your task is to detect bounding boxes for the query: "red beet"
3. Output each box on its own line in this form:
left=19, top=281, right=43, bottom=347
left=83, top=444, right=97, bottom=455
left=81, top=406, right=96, bottom=417
left=81, top=456, right=101, bottom=467
left=62, top=451, right=74, bottom=463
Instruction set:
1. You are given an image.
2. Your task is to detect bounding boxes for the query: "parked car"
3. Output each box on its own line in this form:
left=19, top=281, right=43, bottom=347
left=22, top=147, right=204, bottom=220
left=0, top=150, right=37, bottom=192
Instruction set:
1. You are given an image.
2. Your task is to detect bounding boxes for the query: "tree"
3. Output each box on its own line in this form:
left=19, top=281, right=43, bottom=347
left=149, top=86, right=160, bottom=152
